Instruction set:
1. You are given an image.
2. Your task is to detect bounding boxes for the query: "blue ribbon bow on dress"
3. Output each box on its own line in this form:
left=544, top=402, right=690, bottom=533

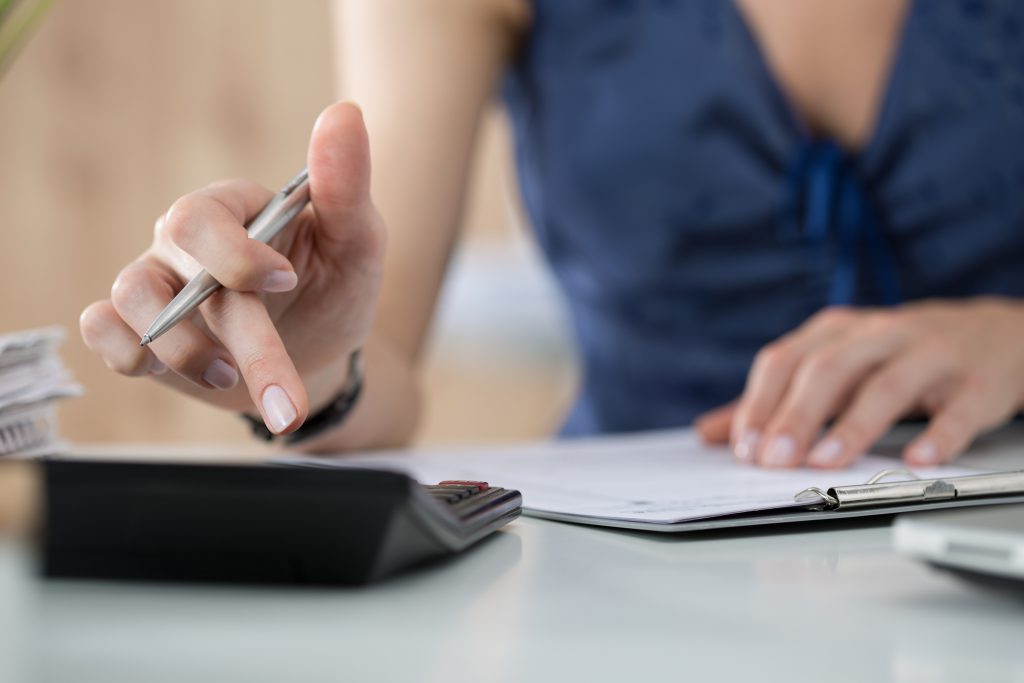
left=779, top=140, right=903, bottom=306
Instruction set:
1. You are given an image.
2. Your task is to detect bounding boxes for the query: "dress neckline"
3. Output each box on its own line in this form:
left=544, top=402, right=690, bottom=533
left=725, top=0, right=918, bottom=159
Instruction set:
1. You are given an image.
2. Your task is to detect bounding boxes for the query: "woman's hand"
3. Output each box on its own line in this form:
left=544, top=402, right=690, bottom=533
left=80, top=103, right=386, bottom=436
left=696, top=299, right=1024, bottom=468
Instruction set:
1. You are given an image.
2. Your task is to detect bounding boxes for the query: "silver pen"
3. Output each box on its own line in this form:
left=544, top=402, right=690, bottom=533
left=140, top=167, right=311, bottom=347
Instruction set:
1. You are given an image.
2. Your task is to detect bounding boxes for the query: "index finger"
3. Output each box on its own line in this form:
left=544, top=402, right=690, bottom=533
left=201, top=178, right=279, bottom=224
left=730, top=308, right=859, bottom=461
left=158, top=185, right=298, bottom=293
left=199, top=290, right=309, bottom=435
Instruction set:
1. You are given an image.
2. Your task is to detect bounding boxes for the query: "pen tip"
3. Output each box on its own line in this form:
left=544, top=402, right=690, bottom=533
left=140, top=335, right=152, bottom=348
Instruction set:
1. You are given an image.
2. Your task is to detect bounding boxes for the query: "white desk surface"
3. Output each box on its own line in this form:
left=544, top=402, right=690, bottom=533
left=4, top=428, right=1024, bottom=683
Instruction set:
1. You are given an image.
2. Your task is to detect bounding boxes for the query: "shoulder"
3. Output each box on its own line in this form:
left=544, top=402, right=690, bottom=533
left=436, top=0, right=530, bottom=23
left=440, top=0, right=531, bottom=37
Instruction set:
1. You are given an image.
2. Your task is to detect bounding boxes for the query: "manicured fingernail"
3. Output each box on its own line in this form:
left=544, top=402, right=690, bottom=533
left=262, top=270, right=298, bottom=293
left=909, top=440, right=939, bottom=465
left=734, top=429, right=761, bottom=463
left=762, top=434, right=796, bottom=467
left=148, top=358, right=168, bottom=376
left=808, top=437, right=844, bottom=467
left=262, top=385, right=297, bottom=434
left=202, top=358, right=239, bottom=390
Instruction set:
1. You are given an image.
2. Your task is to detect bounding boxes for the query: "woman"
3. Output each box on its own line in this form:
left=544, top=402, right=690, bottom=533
left=79, top=0, right=1024, bottom=469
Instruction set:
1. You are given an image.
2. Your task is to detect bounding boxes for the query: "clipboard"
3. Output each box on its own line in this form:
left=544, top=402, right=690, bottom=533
left=525, top=468, right=1024, bottom=533
left=288, top=429, right=1024, bottom=534
left=795, top=468, right=1024, bottom=510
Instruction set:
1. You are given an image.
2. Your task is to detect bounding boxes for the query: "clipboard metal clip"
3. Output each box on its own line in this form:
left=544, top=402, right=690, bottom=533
left=793, top=469, right=1024, bottom=512
left=864, top=468, right=922, bottom=486
left=795, top=469, right=921, bottom=511
left=793, top=487, right=838, bottom=510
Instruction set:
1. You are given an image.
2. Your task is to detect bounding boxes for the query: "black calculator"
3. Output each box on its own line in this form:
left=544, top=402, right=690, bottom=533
left=42, top=459, right=522, bottom=585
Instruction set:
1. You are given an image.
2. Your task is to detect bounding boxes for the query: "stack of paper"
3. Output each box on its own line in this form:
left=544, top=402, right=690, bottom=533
left=0, top=327, right=81, bottom=458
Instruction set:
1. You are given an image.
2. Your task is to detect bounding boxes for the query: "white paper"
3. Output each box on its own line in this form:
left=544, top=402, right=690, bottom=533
left=0, top=327, right=80, bottom=457
left=280, top=429, right=982, bottom=526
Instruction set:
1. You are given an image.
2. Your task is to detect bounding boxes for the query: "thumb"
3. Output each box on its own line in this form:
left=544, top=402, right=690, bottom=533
left=307, top=102, right=374, bottom=244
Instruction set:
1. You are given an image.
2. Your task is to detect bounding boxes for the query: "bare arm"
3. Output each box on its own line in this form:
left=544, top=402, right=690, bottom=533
left=338, top=0, right=528, bottom=361
left=299, top=0, right=529, bottom=451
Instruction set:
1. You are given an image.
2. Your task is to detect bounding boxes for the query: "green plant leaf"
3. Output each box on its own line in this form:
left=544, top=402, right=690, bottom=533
left=0, top=0, right=55, bottom=78
left=0, top=0, right=18, bottom=27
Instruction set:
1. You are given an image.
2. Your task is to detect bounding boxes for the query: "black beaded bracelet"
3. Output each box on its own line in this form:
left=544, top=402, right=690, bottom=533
left=243, top=350, right=364, bottom=445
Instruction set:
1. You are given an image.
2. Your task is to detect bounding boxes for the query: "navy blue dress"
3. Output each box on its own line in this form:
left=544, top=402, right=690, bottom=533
left=503, top=0, right=1024, bottom=435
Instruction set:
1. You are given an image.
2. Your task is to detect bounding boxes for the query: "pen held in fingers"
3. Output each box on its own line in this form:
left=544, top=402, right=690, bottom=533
left=137, top=168, right=311, bottom=347
left=139, top=270, right=222, bottom=347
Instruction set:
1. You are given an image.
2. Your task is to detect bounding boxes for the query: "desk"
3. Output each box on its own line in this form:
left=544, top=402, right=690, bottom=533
left=5, top=430, right=1024, bottom=683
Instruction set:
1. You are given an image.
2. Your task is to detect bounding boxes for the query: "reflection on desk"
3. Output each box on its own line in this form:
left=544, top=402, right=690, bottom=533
left=11, top=517, right=1020, bottom=683
left=0, top=543, right=33, bottom=683
left=15, top=425, right=1024, bottom=682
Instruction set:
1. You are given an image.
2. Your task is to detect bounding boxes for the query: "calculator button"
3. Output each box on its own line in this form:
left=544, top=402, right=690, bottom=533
left=425, top=485, right=476, bottom=503
left=437, top=480, right=489, bottom=491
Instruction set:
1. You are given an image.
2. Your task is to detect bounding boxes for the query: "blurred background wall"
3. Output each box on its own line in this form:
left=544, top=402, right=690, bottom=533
left=0, top=0, right=577, bottom=446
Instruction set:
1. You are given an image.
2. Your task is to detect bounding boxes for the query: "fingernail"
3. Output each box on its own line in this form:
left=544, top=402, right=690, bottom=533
left=202, top=358, right=239, bottom=390
left=808, top=437, right=844, bottom=467
left=762, top=434, right=796, bottom=467
left=262, top=385, right=297, bottom=434
left=261, top=270, right=298, bottom=293
left=734, top=429, right=761, bottom=463
left=148, top=358, right=168, bottom=376
left=909, top=440, right=940, bottom=465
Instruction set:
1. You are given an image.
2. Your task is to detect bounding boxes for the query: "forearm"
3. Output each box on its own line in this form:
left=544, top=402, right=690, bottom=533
left=334, top=0, right=528, bottom=360
left=284, top=0, right=526, bottom=454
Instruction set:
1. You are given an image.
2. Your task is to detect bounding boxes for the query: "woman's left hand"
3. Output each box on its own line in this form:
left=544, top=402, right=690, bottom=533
left=696, top=298, right=1024, bottom=469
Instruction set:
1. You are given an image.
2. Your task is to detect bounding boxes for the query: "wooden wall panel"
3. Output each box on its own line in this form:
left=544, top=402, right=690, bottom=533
left=0, top=0, right=336, bottom=444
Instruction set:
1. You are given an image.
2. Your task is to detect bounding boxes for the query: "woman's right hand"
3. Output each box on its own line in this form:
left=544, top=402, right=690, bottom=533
left=80, top=102, right=387, bottom=436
